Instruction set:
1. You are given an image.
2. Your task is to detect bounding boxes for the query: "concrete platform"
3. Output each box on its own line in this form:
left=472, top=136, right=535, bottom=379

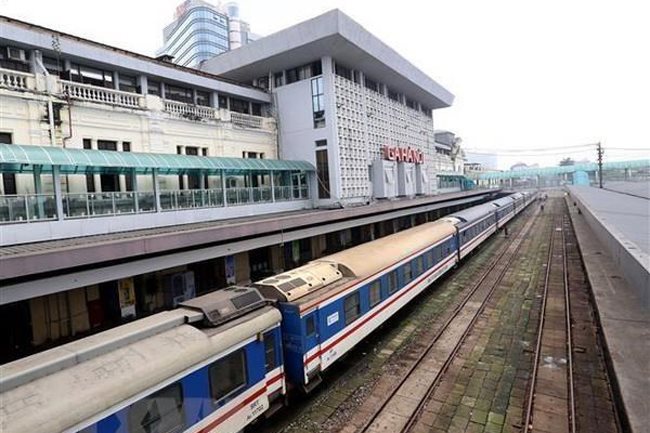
left=565, top=191, right=649, bottom=433
left=603, top=180, right=650, bottom=199
left=567, top=185, right=649, bottom=305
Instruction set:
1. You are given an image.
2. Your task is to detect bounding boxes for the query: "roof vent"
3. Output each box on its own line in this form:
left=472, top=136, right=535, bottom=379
left=180, top=286, right=267, bottom=327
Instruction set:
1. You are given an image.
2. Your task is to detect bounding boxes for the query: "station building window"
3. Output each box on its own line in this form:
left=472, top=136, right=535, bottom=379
left=218, top=94, right=229, bottom=109
left=165, top=84, right=193, bottom=104
left=118, top=74, right=137, bottom=93
left=68, top=63, right=114, bottom=88
left=230, top=97, right=250, bottom=114
left=0, top=132, right=16, bottom=195
left=147, top=80, right=161, bottom=96
left=42, top=56, right=63, bottom=77
left=195, top=90, right=210, bottom=106
left=315, top=148, right=330, bottom=199
left=273, top=72, right=284, bottom=88
left=82, top=138, right=95, bottom=193
left=311, top=77, right=325, bottom=128
left=0, top=45, right=30, bottom=72
left=97, top=140, right=119, bottom=192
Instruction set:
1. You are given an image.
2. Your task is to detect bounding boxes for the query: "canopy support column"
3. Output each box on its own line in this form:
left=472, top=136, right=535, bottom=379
left=152, top=169, right=161, bottom=212
left=131, top=169, right=139, bottom=213
left=221, top=170, right=228, bottom=207
left=270, top=171, right=275, bottom=202
left=52, top=165, right=64, bottom=221
left=33, top=165, right=45, bottom=219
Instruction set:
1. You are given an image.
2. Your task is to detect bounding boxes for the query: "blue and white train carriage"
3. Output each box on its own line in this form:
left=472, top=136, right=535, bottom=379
left=254, top=220, right=459, bottom=390
left=0, top=288, right=285, bottom=433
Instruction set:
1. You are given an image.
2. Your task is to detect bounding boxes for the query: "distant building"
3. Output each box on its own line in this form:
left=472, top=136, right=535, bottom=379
left=510, top=162, right=539, bottom=171
left=156, top=0, right=256, bottom=68
left=465, top=151, right=498, bottom=171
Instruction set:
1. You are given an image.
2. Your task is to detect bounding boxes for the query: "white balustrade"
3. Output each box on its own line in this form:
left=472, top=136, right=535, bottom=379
left=163, top=100, right=217, bottom=119
left=61, top=80, right=142, bottom=108
left=230, top=112, right=263, bottom=129
left=0, top=68, right=32, bottom=91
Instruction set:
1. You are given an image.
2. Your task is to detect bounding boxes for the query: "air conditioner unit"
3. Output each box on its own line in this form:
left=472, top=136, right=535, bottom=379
left=7, top=47, right=27, bottom=62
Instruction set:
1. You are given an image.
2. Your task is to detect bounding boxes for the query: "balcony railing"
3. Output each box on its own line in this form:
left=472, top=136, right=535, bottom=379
left=0, top=194, right=58, bottom=223
left=231, top=112, right=263, bottom=129
left=1, top=69, right=276, bottom=130
left=159, top=189, right=224, bottom=210
left=0, top=68, right=32, bottom=91
left=63, top=192, right=154, bottom=218
left=0, top=186, right=310, bottom=224
left=163, top=100, right=218, bottom=120
left=61, top=80, right=143, bottom=108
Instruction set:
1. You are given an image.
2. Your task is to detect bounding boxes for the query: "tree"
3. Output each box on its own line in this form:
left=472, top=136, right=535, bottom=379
left=559, top=157, right=575, bottom=166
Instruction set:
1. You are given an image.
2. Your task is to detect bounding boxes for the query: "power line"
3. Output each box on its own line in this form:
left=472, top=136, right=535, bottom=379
left=464, top=143, right=596, bottom=154
left=465, top=147, right=646, bottom=157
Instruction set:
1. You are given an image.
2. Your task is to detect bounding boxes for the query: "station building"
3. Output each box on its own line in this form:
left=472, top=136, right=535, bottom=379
left=0, top=11, right=478, bottom=361
left=203, top=10, right=458, bottom=205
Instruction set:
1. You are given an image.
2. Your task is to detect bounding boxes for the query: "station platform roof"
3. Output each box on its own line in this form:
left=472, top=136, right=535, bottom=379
left=0, top=144, right=315, bottom=175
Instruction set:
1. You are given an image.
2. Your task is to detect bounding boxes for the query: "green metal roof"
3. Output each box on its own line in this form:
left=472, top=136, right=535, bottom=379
left=0, top=144, right=314, bottom=175
left=474, top=159, right=650, bottom=180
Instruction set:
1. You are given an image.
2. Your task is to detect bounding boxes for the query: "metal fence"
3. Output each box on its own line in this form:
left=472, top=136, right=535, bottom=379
left=0, top=186, right=310, bottom=224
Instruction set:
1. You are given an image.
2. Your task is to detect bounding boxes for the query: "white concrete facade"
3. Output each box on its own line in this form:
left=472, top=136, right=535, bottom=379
left=203, top=10, right=462, bottom=206
left=0, top=16, right=277, bottom=196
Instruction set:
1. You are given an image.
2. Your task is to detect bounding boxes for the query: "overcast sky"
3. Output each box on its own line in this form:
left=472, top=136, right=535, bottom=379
left=1, top=0, right=648, bottom=169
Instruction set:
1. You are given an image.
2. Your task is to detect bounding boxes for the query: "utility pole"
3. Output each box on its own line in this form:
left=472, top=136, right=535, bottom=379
left=597, top=142, right=604, bottom=188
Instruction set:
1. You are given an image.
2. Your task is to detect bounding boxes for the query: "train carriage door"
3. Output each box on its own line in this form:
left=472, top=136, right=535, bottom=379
left=302, top=310, right=322, bottom=391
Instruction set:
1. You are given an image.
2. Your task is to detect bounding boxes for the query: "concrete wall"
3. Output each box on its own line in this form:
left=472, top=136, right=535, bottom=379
left=274, top=73, right=338, bottom=204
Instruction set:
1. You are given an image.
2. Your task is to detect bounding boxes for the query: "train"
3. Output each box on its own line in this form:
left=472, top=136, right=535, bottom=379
left=0, top=191, right=536, bottom=433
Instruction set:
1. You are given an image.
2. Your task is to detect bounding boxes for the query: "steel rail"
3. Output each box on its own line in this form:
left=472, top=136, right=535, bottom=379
left=357, top=202, right=538, bottom=433
left=562, top=215, right=577, bottom=433
left=522, top=211, right=557, bottom=433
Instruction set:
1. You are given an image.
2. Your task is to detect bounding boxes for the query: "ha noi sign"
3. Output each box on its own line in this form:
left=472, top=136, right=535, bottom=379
left=382, top=145, right=425, bottom=164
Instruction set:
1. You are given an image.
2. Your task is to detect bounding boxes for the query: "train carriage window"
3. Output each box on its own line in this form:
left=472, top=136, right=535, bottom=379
left=128, top=383, right=184, bottom=433
left=388, top=271, right=398, bottom=294
left=209, top=349, right=247, bottom=403
left=369, top=281, right=381, bottom=308
left=415, top=257, right=424, bottom=275
left=425, top=251, right=433, bottom=268
left=403, top=263, right=412, bottom=283
left=305, top=316, right=316, bottom=336
left=344, top=292, right=361, bottom=325
left=264, top=331, right=277, bottom=371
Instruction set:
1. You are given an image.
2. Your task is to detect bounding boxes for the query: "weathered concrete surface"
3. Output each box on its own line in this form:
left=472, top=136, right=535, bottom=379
left=566, top=194, right=649, bottom=433
left=567, top=185, right=649, bottom=308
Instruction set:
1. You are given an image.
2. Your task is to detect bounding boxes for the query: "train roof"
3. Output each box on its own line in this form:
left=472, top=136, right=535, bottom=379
left=255, top=220, right=457, bottom=306
left=491, top=196, right=517, bottom=207
left=0, top=290, right=280, bottom=433
left=448, top=202, right=496, bottom=224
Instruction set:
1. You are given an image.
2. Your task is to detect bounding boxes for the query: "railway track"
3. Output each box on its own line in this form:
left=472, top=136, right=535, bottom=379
left=355, top=205, right=540, bottom=433
left=522, top=204, right=576, bottom=433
